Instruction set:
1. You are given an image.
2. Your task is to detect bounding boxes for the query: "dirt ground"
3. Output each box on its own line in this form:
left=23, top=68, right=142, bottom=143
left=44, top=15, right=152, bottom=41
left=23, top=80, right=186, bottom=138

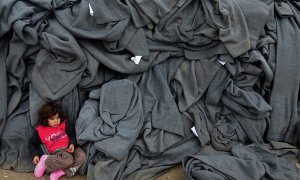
left=0, top=165, right=183, bottom=180
left=0, top=169, right=86, bottom=180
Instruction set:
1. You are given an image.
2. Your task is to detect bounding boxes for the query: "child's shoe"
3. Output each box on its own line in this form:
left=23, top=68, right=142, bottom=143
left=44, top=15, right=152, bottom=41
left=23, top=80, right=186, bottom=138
left=65, top=166, right=78, bottom=177
left=50, top=169, right=65, bottom=180
left=34, top=155, right=48, bottom=177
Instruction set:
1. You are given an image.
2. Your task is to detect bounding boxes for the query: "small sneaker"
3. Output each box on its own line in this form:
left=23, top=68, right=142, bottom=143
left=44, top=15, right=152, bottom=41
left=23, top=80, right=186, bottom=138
left=69, top=167, right=78, bottom=176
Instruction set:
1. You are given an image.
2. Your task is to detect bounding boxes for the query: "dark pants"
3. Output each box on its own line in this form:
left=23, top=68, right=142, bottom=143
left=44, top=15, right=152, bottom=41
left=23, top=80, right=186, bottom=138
left=45, top=147, right=86, bottom=177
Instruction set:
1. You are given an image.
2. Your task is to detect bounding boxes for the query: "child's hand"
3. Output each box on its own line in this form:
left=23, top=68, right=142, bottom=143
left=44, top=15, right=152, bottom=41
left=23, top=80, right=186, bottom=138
left=66, top=144, right=74, bottom=153
left=33, top=156, right=40, bottom=165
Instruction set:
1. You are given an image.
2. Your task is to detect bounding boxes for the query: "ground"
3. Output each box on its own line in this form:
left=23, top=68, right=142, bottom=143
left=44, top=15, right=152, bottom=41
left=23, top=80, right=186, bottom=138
left=0, top=165, right=183, bottom=180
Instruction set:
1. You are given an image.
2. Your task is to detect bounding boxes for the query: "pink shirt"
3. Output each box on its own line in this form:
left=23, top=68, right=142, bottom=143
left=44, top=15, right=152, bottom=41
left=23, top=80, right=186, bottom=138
left=36, top=121, right=70, bottom=154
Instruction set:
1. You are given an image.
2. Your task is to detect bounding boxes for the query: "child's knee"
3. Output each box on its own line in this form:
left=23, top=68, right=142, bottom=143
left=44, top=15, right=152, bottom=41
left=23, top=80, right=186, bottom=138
left=297, top=122, right=300, bottom=146
left=75, top=147, right=87, bottom=163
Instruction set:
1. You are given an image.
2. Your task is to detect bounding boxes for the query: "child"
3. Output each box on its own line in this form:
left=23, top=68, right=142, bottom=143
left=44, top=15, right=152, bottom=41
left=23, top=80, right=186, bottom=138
left=29, top=102, right=86, bottom=180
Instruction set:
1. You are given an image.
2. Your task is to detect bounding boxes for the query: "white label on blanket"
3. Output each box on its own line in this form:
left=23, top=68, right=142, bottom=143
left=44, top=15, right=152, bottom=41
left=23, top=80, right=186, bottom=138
left=89, top=3, right=94, bottom=16
left=191, top=126, right=198, bottom=137
left=217, top=60, right=226, bottom=65
left=131, top=56, right=142, bottom=65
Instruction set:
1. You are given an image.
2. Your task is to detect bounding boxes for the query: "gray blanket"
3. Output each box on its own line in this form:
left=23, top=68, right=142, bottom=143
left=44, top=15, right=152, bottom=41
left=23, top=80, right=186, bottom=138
left=183, top=143, right=300, bottom=180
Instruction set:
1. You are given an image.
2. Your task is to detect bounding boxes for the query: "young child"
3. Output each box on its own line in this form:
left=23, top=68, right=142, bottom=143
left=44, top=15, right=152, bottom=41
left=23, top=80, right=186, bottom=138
left=29, top=102, right=86, bottom=180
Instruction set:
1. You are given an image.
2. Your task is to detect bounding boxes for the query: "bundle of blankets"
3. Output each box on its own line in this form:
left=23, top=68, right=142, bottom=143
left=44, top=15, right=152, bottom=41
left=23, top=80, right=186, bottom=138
left=0, top=0, right=300, bottom=179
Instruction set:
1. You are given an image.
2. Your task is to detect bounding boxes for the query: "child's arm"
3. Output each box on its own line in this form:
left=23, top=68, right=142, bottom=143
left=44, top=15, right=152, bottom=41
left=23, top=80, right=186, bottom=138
left=29, top=130, right=43, bottom=163
left=66, top=121, right=77, bottom=148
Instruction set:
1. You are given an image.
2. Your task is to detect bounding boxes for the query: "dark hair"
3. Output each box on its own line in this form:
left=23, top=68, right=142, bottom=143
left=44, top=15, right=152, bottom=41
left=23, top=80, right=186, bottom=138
left=38, top=102, right=66, bottom=126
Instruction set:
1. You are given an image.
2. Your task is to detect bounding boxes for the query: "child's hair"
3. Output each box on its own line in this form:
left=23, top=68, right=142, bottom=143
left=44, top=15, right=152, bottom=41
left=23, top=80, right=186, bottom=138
left=38, top=102, right=66, bottom=126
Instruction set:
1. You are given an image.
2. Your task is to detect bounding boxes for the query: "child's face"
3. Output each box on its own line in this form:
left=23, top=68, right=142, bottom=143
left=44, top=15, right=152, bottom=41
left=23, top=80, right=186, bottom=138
left=47, top=113, right=61, bottom=128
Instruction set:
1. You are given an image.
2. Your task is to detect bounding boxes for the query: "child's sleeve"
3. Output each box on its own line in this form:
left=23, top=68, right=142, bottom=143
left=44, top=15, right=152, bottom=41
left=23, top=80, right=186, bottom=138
left=28, top=129, right=43, bottom=157
left=66, top=121, right=77, bottom=147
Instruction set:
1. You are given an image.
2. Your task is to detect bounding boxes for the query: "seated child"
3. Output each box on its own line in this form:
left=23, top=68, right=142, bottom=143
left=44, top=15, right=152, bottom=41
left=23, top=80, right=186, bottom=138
left=29, top=102, right=86, bottom=180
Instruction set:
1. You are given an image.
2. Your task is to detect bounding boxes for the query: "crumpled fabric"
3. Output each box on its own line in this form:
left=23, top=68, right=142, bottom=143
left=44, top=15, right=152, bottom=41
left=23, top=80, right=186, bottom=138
left=183, top=143, right=300, bottom=180
left=76, top=79, right=143, bottom=161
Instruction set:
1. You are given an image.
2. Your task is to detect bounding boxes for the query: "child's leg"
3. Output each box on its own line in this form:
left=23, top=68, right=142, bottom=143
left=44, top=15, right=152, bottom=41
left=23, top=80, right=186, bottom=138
left=34, top=155, right=48, bottom=177
left=45, top=150, right=74, bottom=173
left=296, top=121, right=300, bottom=146
left=64, top=147, right=87, bottom=177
